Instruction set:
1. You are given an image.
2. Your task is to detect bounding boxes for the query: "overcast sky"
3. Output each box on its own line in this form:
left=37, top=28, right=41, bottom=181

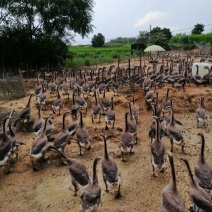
left=73, top=0, right=212, bottom=45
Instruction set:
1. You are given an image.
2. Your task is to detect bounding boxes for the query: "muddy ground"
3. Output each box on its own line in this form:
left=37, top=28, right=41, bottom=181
left=0, top=61, right=212, bottom=212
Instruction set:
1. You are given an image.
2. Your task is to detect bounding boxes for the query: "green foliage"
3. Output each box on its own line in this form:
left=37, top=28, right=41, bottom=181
left=107, top=37, right=137, bottom=44
left=170, top=32, right=212, bottom=45
left=191, top=23, right=204, bottom=35
left=151, top=27, right=172, bottom=40
left=91, top=33, right=105, bottom=47
left=137, top=31, right=150, bottom=44
left=147, top=32, right=170, bottom=50
left=66, top=45, right=131, bottom=67
left=0, top=0, right=95, bottom=71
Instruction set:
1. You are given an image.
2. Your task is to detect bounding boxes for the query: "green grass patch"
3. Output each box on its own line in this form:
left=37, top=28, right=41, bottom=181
left=66, top=44, right=132, bottom=67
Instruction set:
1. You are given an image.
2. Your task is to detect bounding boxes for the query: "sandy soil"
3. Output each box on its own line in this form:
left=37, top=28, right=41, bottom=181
left=0, top=62, right=212, bottom=212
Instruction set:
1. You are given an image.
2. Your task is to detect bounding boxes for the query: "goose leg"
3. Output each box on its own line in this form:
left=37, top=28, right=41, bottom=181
left=121, top=152, right=127, bottom=162
left=98, top=114, right=101, bottom=123
left=115, top=184, right=122, bottom=199
left=79, top=146, right=82, bottom=156
left=92, top=116, right=94, bottom=123
left=104, top=180, right=109, bottom=193
left=105, top=122, right=109, bottom=130
left=169, top=138, right=174, bottom=152
left=112, top=120, right=115, bottom=129
left=152, top=165, right=156, bottom=177
left=32, top=160, right=39, bottom=171
left=182, top=144, right=185, bottom=153
left=72, top=180, right=79, bottom=196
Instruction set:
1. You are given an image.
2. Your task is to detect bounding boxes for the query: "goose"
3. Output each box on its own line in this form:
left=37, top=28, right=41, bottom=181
left=151, top=116, right=166, bottom=177
left=98, top=71, right=106, bottom=94
left=162, top=88, right=172, bottom=113
left=61, top=76, right=70, bottom=99
left=149, top=103, right=166, bottom=143
left=19, top=94, right=34, bottom=123
left=112, top=72, right=120, bottom=96
left=81, top=157, right=101, bottom=212
left=37, top=82, right=47, bottom=110
left=34, top=73, right=42, bottom=96
left=127, top=102, right=138, bottom=144
left=52, top=87, right=62, bottom=115
left=33, top=106, right=45, bottom=136
left=194, top=64, right=201, bottom=82
left=154, top=92, right=162, bottom=118
left=7, top=119, right=24, bottom=159
left=131, top=93, right=139, bottom=122
left=45, top=115, right=55, bottom=141
left=53, top=112, right=71, bottom=153
left=0, top=117, right=13, bottom=173
left=75, top=86, right=88, bottom=114
left=196, top=97, right=207, bottom=129
left=145, top=81, right=154, bottom=106
left=101, top=89, right=110, bottom=115
left=48, top=71, right=57, bottom=96
left=100, top=133, right=121, bottom=199
left=105, top=97, right=116, bottom=130
left=48, top=147, right=92, bottom=196
left=67, top=106, right=79, bottom=137
left=119, top=112, right=134, bottom=162
left=180, top=158, right=212, bottom=212
left=71, top=91, right=79, bottom=117
left=163, top=100, right=182, bottom=129
left=165, top=107, right=185, bottom=153
left=88, top=70, right=96, bottom=95
left=30, top=117, right=51, bottom=171
left=161, top=152, right=184, bottom=212
left=81, top=73, right=90, bottom=98
left=91, top=91, right=101, bottom=123
left=76, top=111, right=91, bottom=156
left=142, top=68, right=152, bottom=91
left=194, top=133, right=212, bottom=190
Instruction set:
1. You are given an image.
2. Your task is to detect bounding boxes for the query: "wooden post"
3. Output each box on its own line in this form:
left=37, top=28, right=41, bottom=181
left=129, top=59, right=132, bottom=93
left=140, top=53, right=143, bottom=87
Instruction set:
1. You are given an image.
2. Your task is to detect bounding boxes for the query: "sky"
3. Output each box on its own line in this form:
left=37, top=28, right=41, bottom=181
left=73, top=0, right=212, bottom=45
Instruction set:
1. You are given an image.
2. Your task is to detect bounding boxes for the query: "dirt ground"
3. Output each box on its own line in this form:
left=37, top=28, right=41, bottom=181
left=0, top=60, right=212, bottom=212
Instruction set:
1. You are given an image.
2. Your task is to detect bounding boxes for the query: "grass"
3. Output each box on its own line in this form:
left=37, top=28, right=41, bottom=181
left=66, top=44, right=135, bottom=67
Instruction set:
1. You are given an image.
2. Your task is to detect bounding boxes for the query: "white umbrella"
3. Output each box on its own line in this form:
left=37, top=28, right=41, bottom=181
left=144, top=45, right=165, bottom=52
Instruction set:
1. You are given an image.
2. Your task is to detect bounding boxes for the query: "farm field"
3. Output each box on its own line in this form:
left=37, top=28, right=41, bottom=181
left=0, top=56, right=212, bottom=212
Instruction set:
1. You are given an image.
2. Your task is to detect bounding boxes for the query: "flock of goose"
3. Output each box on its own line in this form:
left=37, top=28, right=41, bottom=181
left=0, top=50, right=212, bottom=211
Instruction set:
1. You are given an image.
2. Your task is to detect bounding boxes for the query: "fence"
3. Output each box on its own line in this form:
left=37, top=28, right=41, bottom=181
left=0, top=71, right=26, bottom=100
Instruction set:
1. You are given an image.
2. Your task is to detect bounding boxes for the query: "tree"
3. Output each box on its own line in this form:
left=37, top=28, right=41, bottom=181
left=91, top=33, right=105, bottom=47
left=147, top=32, right=170, bottom=50
left=0, top=0, right=95, bottom=70
left=137, top=31, right=150, bottom=44
left=191, top=23, right=204, bottom=34
left=151, top=27, right=172, bottom=40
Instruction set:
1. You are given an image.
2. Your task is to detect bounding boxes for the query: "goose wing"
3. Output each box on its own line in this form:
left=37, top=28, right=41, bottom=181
left=162, top=191, right=184, bottom=212
left=189, top=187, right=212, bottom=211
left=105, top=110, right=115, bottom=121
left=69, top=161, right=92, bottom=186
left=52, top=98, right=61, bottom=107
left=81, top=184, right=101, bottom=207
left=102, top=159, right=119, bottom=183
left=151, top=143, right=165, bottom=165
left=196, top=108, right=207, bottom=119
left=0, top=140, right=12, bottom=161
left=76, top=128, right=90, bottom=142
left=30, top=136, right=47, bottom=155
left=54, top=131, right=69, bottom=148
left=194, top=162, right=212, bottom=189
